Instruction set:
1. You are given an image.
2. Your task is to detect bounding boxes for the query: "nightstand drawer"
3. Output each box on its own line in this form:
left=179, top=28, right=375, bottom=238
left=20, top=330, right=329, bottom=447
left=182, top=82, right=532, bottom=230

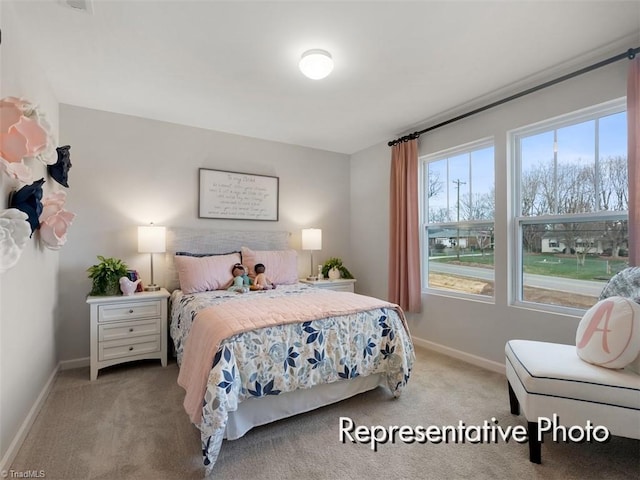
left=98, top=318, right=161, bottom=342
left=325, top=284, right=354, bottom=292
left=98, top=301, right=161, bottom=323
left=98, top=334, right=160, bottom=361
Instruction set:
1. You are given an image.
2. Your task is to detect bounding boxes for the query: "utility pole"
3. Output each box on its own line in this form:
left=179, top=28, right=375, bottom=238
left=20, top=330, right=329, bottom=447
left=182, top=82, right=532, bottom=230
left=453, top=179, right=466, bottom=260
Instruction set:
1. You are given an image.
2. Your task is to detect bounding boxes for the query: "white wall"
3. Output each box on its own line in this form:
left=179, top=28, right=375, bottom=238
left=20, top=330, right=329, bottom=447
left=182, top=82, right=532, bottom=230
left=0, top=1, right=60, bottom=467
left=349, top=141, right=390, bottom=301
left=350, top=56, right=630, bottom=365
left=57, top=105, right=351, bottom=361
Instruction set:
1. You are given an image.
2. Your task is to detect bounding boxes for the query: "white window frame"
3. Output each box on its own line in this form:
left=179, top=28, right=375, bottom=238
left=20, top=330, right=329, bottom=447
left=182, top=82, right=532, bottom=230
left=420, top=137, right=495, bottom=301
left=510, top=98, right=628, bottom=315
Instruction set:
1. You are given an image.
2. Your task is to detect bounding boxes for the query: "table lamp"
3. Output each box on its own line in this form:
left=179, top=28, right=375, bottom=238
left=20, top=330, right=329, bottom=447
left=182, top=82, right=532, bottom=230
left=301, top=228, right=322, bottom=280
left=137, top=224, right=166, bottom=291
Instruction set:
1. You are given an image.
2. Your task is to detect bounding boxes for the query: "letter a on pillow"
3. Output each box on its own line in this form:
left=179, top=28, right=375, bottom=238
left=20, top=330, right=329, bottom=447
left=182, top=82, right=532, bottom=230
left=576, top=296, right=640, bottom=369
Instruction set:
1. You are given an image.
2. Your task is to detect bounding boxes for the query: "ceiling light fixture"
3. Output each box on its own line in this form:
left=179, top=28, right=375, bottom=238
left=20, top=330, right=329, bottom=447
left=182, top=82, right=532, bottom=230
left=58, top=0, right=94, bottom=14
left=299, top=49, right=334, bottom=80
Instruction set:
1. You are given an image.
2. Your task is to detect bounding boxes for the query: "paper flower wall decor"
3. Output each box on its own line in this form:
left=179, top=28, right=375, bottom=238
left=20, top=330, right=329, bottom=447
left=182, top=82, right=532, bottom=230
left=0, top=208, right=31, bottom=274
left=0, top=158, right=32, bottom=184
left=47, top=145, right=72, bottom=187
left=38, top=191, right=76, bottom=250
left=0, top=96, right=57, bottom=183
left=9, top=178, right=45, bottom=236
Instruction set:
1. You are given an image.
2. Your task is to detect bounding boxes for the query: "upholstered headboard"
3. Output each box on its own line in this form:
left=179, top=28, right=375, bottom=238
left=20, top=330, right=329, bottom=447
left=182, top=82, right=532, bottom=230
left=165, top=228, right=291, bottom=291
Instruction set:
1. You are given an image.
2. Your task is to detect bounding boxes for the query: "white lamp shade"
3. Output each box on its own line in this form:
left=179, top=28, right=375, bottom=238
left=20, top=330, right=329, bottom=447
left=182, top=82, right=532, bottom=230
left=138, top=225, right=166, bottom=253
left=301, top=228, right=322, bottom=251
left=299, top=49, right=333, bottom=80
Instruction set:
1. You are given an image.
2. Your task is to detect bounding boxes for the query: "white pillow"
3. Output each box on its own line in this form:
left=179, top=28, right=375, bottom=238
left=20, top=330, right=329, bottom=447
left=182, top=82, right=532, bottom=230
left=576, top=296, right=640, bottom=369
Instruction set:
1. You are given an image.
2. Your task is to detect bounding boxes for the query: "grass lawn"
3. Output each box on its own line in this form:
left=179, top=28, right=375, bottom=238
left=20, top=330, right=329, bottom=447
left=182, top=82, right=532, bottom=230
left=430, top=252, right=627, bottom=280
left=522, top=253, right=627, bottom=280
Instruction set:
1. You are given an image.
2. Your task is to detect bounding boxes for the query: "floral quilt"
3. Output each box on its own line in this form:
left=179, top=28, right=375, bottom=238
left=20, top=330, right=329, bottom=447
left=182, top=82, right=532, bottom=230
left=170, top=284, right=415, bottom=473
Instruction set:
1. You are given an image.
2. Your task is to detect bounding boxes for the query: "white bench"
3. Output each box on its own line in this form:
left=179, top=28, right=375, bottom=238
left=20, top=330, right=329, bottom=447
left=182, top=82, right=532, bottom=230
left=505, top=339, right=640, bottom=463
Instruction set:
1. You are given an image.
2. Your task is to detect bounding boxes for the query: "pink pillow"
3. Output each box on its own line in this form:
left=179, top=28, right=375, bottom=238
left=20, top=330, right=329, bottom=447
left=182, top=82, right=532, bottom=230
left=174, top=252, right=241, bottom=294
left=241, top=247, right=298, bottom=285
left=576, top=296, right=640, bottom=369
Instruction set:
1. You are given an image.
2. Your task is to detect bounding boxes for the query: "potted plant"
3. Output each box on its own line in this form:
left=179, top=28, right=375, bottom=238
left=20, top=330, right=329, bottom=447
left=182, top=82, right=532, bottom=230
left=321, top=257, right=354, bottom=280
left=87, top=255, right=129, bottom=296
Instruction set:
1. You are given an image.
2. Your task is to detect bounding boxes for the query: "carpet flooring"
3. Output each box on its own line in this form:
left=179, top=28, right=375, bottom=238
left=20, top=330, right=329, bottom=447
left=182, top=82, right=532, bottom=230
left=9, top=347, right=639, bottom=479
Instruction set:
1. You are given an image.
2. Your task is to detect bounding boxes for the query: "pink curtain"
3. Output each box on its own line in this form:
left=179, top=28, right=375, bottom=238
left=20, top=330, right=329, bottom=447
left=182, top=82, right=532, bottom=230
left=389, top=138, right=421, bottom=312
left=628, top=56, right=639, bottom=267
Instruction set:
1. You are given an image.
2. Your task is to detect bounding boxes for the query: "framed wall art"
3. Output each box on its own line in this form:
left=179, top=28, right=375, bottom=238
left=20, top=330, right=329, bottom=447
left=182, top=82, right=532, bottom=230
left=198, top=168, right=279, bottom=221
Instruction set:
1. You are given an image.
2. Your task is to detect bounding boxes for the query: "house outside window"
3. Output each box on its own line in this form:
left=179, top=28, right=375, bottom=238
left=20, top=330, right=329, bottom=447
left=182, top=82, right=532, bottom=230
left=512, top=98, right=628, bottom=311
left=421, top=139, right=495, bottom=298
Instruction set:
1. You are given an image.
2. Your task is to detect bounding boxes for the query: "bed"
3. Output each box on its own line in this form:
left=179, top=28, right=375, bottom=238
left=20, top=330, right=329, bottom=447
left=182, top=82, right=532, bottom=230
left=166, top=228, right=415, bottom=474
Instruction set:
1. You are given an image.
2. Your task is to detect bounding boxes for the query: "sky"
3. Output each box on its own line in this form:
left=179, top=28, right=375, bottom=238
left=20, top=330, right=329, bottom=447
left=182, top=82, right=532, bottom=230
left=521, top=110, right=626, bottom=172
left=427, top=146, right=495, bottom=222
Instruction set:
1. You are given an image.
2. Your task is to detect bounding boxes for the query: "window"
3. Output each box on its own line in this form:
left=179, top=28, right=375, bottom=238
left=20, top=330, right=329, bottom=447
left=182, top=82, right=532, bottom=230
left=421, top=139, right=495, bottom=298
left=513, top=99, right=628, bottom=311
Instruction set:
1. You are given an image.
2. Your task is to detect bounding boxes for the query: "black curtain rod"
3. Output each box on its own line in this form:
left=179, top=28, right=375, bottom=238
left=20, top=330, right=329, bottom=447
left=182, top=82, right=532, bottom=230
left=388, top=46, right=639, bottom=147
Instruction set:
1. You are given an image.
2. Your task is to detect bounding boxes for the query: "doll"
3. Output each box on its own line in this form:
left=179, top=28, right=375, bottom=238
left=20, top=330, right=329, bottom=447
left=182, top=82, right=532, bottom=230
left=252, top=263, right=276, bottom=290
left=228, top=263, right=251, bottom=293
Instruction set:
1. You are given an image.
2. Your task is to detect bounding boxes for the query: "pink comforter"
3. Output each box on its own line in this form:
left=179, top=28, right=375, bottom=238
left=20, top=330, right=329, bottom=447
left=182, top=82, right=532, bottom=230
left=177, top=290, right=401, bottom=423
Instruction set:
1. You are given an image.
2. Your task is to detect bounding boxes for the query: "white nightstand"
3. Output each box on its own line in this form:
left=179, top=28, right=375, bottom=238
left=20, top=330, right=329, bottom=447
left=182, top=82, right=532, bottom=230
left=300, top=278, right=357, bottom=293
left=87, top=288, right=170, bottom=380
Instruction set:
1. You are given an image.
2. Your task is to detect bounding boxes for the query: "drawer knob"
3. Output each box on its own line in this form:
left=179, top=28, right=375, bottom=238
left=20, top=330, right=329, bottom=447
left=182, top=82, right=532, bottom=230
left=128, top=309, right=134, bottom=314
left=128, top=346, right=134, bottom=351
left=129, top=328, right=134, bottom=332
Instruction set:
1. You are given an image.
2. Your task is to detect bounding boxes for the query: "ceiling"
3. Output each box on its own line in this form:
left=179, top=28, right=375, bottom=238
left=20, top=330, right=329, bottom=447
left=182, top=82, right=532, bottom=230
left=7, top=1, right=640, bottom=155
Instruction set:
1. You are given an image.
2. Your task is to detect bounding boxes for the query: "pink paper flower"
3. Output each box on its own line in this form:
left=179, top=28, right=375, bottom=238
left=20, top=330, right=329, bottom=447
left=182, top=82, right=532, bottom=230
left=0, top=97, right=55, bottom=173
left=0, top=125, right=28, bottom=164
left=40, top=191, right=65, bottom=219
left=13, top=116, right=48, bottom=155
left=38, top=191, right=76, bottom=250
left=0, top=157, right=32, bottom=183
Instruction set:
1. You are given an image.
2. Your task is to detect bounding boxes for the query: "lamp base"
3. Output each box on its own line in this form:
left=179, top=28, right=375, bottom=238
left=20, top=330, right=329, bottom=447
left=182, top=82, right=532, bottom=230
left=144, top=284, right=161, bottom=292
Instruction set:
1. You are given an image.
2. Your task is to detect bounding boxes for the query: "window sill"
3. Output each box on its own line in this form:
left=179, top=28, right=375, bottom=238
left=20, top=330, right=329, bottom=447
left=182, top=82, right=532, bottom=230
left=510, top=300, right=584, bottom=319
left=422, top=288, right=495, bottom=305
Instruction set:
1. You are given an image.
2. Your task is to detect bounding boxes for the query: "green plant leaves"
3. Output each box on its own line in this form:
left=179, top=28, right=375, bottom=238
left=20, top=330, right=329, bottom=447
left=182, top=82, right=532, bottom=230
left=321, top=257, right=354, bottom=279
left=87, top=255, right=129, bottom=295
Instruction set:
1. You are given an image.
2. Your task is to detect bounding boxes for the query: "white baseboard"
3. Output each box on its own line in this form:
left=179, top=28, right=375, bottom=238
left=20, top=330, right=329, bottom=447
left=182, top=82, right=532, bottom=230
left=412, top=336, right=506, bottom=375
left=0, top=363, right=59, bottom=473
left=59, top=357, right=90, bottom=370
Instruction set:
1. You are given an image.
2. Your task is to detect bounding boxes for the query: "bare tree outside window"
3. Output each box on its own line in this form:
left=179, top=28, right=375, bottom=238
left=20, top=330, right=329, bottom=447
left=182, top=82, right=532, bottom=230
left=516, top=103, right=628, bottom=310
left=422, top=142, right=495, bottom=298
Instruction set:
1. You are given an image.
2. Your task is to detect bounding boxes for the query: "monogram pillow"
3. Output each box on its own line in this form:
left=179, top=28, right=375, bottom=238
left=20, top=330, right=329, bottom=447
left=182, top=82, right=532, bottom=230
left=575, top=296, right=640, bottom=369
